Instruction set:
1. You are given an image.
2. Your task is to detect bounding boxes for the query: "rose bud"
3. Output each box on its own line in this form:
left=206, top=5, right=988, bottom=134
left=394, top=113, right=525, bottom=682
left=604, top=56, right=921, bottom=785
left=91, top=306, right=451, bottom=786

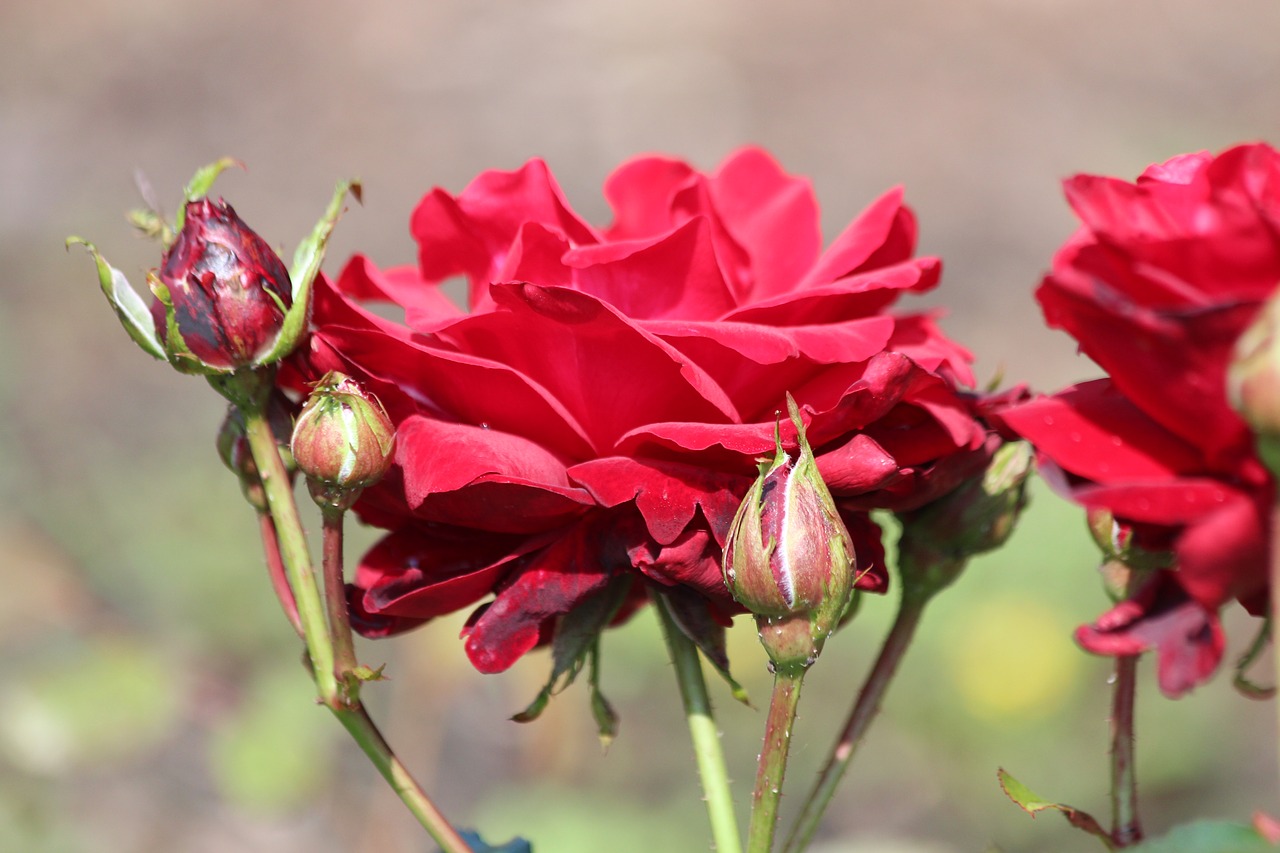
left=723, top=395, right=856, bottom=673
left=217, top=394, right=297, bottom=510
left=896, top=438, right=1033, bottom=603
left=1085, top=510, right=1175, bottom=603
left=1230, top=291, right=1280, bottom=471
left=149, top=197, right=293, bottom=373
left=291, top=372, right=396, bottom=510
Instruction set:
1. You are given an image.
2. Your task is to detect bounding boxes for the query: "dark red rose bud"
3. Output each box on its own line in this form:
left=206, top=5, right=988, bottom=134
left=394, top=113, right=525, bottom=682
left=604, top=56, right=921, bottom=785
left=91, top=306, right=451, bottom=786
left=723, top=396, right=856, bottom=673
left=291, top=372, right=396, bottom=510
left=152, top=198, right=292, bottom=371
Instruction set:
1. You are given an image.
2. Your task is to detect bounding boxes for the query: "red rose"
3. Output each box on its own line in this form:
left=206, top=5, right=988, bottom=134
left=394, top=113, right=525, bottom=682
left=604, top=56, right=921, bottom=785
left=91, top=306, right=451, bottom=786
left=299, top=148, right=986, bottom=673
left=999, top=143, right=1280, bottom=696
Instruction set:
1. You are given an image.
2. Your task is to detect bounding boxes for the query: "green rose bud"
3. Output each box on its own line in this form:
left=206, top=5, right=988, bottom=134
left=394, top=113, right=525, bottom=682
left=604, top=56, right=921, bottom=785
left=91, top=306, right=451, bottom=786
left=1230, top=291, right=1280, bottom=474
left=723, top=395, right=856, bottom=674
left=291, top=372, right=395, bottom=510
left=897, top=438, right=1032, bottom=604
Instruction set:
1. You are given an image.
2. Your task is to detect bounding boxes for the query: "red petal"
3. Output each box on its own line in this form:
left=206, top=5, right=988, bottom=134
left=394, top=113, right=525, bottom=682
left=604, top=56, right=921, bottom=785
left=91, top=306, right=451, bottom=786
left=315, top=324, right=596, bottom=460
left=569, top=456, right=752, bottom=546
left=411, top=159, right=599, bottom=310
left=397, top=416, right=594, bottom=533
left=724, top=259, right=939, bottom=326
left=709, top=147, right=822, bottom=302
left=461, top=520, right=621, bottom=673
left=999, top=380, right=1207, bottom=482
left=434, top=283, right=741, bottom=447
left=1075, top=574, right=1224, bottom=698
left=798, top=188, right=915, bottom=288
left=353, top=526, right=532, bottom=622
left=564, top=218, right=737, bottom=320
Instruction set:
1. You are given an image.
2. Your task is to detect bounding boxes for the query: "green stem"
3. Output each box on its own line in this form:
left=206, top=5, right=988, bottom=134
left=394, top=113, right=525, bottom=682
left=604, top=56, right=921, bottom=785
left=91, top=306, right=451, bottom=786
left=654, top=596, right=743, bottom=853
left=257, top=511, right=303, bottom=637
left=321, top=504, right=359, bottom=686
left=332, top=702, right=475, bottom=853
left=1109, top=654, right=1141, bottom=846
left=782, top=596, right=927, bottom=853
left=245, top=406, right=472, bottom=853
left=749, top=666, right=806, bottom=853
left=243, top=405, right=337, bottom=701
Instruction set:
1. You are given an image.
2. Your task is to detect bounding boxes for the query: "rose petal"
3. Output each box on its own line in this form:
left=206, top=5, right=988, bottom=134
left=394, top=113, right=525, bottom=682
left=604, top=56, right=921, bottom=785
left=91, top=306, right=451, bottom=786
left=709, top=146, right=822, bottom=302
left=999, top=380, right=1208, bottom=482
left=433, top=283, right=742, bottom=446
left=569, top=456, right=752, bottom=546
left=332, top=254, right=463, bottom=332
left=462, top=515, right=634, bottom=672
left=411, top=159, right=599, bottom=310
left=1075, top=574, right=1224, bottom=698
left=565, top=217, right=737, bottom=320
left=397, top=416, right=594, bottom=533
left=724, top=259, right=940, bottom=326
left=353, top=526, right=533, bottom=622
left=315, top=324, right=596, bottom=460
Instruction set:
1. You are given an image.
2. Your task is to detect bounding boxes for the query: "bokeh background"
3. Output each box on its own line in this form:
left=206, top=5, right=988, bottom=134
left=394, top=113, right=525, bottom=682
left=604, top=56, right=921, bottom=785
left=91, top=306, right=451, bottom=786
left=5, top=2, right=1280, bottom=851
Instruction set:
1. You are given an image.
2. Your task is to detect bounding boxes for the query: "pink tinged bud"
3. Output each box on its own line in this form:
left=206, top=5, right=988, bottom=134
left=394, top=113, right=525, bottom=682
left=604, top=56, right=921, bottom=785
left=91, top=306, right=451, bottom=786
left=152, top=198, right=292, bottom=371
left=723, top=395, right=856, bottom=671
left=291, top=372, right=396, bottom=509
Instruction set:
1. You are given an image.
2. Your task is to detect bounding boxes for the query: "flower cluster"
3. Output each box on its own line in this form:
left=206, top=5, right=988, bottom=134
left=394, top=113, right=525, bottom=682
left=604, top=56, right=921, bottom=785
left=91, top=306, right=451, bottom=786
left=997, top=143, right=1280, bottom=696
left=295, top=148, right=991, bottom=673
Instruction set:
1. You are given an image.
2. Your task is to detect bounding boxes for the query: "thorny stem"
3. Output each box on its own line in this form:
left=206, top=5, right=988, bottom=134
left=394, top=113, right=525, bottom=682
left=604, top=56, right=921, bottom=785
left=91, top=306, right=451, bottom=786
left=243, top=404, right=336, bottom=700
left=782, top=596, right=927, bottom=853
left=332, top=703, right=475, bottom=853
left=654, top=595, right=743, bottom=853
left=321, top=503, right=360, bottom=688
left=749, top=666, right=806, bottom=853
left=243, top=401, right=472, bottom=853
left=257, top=510, right=302, bottom=637
left=1109, top=654, right=1142, bottom=846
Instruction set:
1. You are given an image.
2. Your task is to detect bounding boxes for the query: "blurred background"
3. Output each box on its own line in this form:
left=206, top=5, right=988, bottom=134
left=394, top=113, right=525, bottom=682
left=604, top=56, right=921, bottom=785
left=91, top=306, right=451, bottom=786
left=5, top=2, right=1280, bottom=851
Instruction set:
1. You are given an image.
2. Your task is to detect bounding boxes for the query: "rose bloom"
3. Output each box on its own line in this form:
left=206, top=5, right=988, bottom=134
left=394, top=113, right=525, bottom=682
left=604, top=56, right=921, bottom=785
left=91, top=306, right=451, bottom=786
left=998, top=143, right=1280, bottom=697
left=295, top=148, right=987, bottom=673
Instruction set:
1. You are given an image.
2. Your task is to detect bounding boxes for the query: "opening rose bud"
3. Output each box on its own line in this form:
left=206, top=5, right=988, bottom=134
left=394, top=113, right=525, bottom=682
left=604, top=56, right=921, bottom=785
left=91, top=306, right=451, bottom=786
left=150, top=197, right=292, bottom=371
left=291, top=372, right=396, bottom=510
left=723, top=395, right=856, bottom=672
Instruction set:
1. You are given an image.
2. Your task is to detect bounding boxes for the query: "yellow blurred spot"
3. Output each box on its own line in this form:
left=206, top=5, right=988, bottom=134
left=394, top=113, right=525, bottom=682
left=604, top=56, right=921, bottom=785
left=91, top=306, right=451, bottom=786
left=945, top=594, right=1081, bottom=722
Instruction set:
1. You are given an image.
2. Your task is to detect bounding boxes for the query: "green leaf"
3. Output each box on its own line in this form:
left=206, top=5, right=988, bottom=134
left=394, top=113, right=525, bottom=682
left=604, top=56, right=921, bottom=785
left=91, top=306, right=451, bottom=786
left=67, top=237, right=166, bottom=360
left=512, top=575, right=632, bottom=726
left=1126, top=821, right=1277, bottom=852
left=261, top=179, right=362, bottom=365
left=177, top=157, right=243, bottom=232
left=658, top=586, right=750, bottom=706
left=997, top=768, right=1114, bottom=850
left=587, top=642, right=618, bottom=749
left=1233, top=616, right=1275, bottom=699
left=459, top=829, right=533, bottom=853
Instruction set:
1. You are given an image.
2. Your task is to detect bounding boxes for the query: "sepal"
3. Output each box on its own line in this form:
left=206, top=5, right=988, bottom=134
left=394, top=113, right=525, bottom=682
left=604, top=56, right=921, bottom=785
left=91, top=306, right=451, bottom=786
left=264, top=179, right=363, bottom=365
left=66, top=237, right=165, bottom=360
